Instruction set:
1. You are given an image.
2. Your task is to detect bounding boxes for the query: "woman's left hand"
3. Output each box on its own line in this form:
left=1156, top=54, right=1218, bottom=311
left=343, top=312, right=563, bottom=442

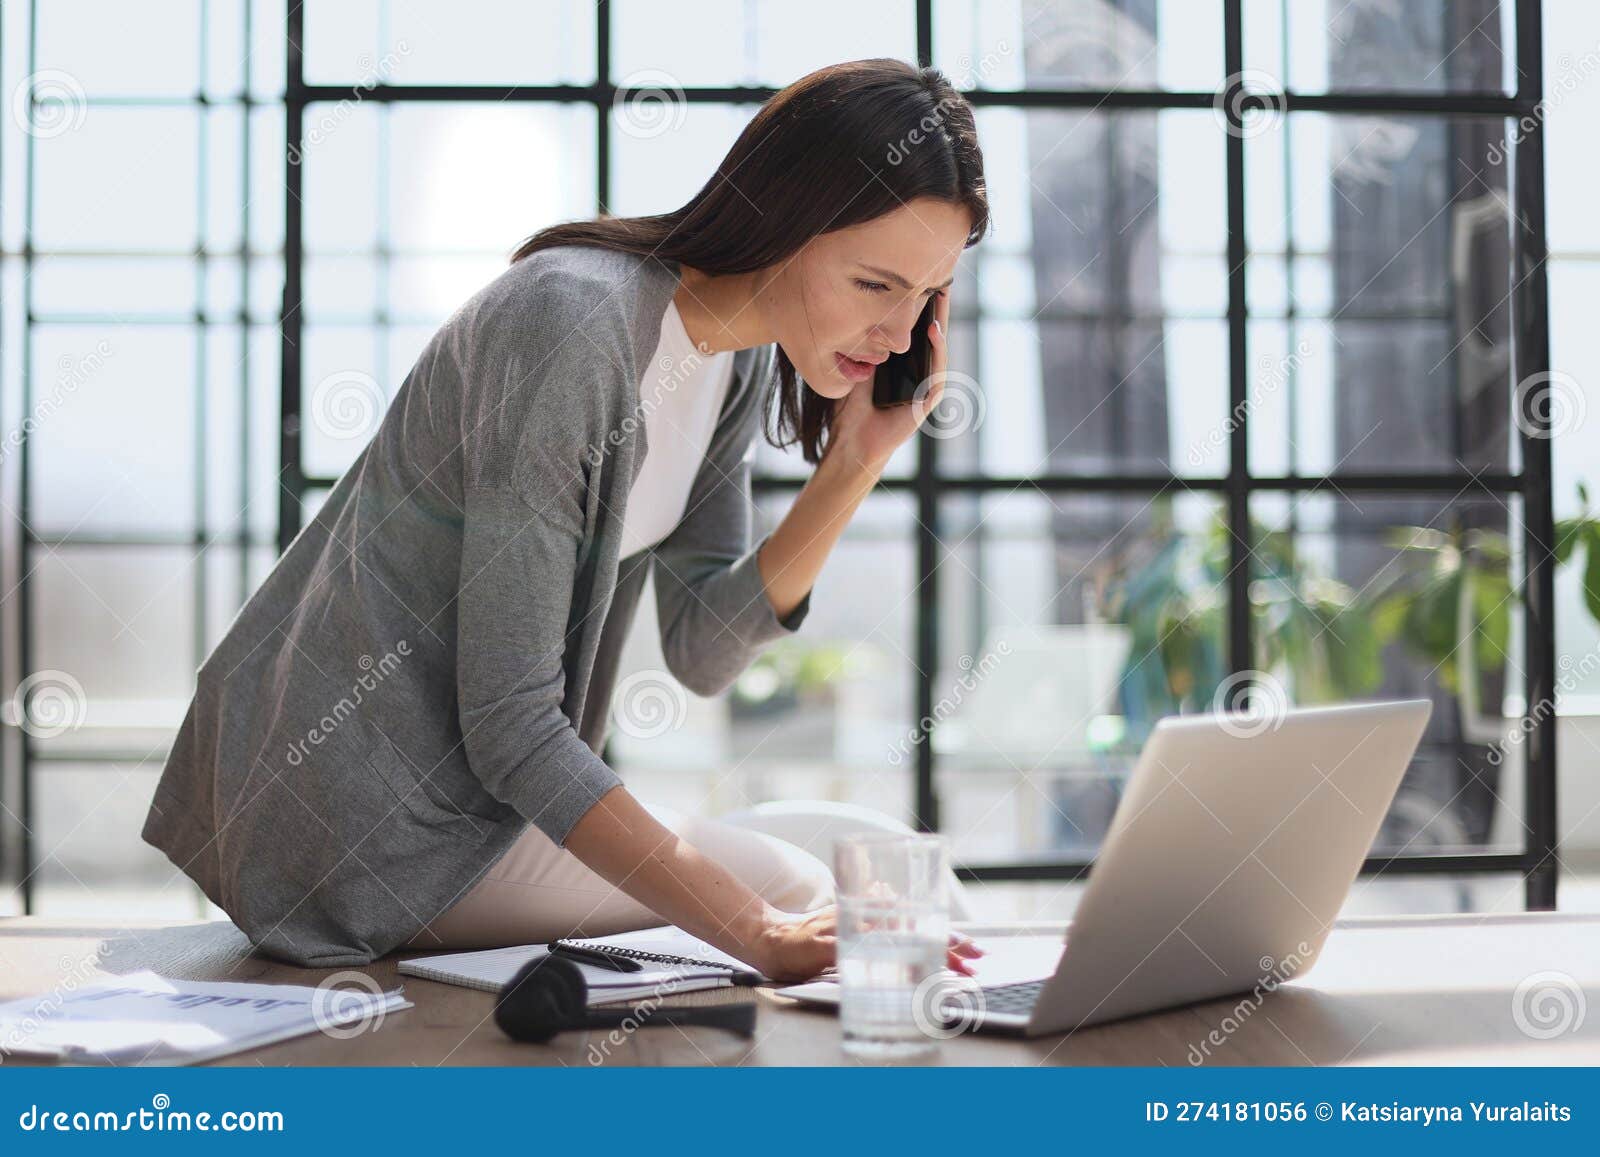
left=947, top=929, right=985, bottom=977
left=823, top=287, right=950, bottom=475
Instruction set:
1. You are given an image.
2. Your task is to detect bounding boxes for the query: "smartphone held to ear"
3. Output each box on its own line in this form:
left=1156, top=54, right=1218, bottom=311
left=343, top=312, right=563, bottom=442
left=871, top=297, right=939, bottom=409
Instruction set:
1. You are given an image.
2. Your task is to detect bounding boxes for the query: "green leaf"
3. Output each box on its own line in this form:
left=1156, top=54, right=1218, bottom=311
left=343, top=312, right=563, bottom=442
left=1554, top=517, right=1585, bottom=566
left=1408, top=573, right=1461, bottom=657
left=1383, top=525, right=1450, bottom=553
left=1470, top=569, right=1513, bottom=677
left=1321, top=606, right=1383, bottom=694
left=1368, top=591, right=1412, bottom=645
left=1585, top=524, right=1600, bottom=625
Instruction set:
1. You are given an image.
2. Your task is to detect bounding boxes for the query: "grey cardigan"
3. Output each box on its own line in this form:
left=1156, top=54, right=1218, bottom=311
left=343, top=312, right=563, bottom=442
left=141, top=243, right=811, bottom=967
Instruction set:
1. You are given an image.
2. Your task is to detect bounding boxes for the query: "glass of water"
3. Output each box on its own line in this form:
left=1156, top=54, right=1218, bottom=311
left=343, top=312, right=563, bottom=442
left=833, top=832, right=950, bottom=1060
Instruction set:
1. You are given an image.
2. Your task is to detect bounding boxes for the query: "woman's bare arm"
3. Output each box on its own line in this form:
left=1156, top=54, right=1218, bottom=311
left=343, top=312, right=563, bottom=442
left=756, top=451, right=881, bottom=622
left=561, top=783, right=837, bottom=982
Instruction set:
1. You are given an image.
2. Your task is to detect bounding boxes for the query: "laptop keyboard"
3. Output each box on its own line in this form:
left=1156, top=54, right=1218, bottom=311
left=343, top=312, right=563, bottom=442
left=965, top=977, right=1046, bottom=1015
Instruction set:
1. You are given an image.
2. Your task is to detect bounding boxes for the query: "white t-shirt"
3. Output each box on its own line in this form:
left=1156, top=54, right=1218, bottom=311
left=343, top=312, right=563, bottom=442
left=617, top=298, right=738, bottom=560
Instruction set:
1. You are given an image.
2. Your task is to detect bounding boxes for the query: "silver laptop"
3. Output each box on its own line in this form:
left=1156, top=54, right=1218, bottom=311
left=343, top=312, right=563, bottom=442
left=778, top=698, right=1433, bottom=1036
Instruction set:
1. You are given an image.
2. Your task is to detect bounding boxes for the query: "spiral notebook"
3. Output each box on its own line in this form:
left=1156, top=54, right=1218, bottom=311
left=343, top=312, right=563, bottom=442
left=397, top=925, right=765, bottom=1007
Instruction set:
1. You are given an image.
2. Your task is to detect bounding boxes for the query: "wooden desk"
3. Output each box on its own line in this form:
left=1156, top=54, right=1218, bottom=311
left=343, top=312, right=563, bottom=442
left=2, top=913, right=1596, bottom=1066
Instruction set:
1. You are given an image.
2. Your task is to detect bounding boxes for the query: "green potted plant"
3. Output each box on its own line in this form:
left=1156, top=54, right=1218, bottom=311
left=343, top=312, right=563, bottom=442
left=1366, top=482, right=1600, bottom=739
left=1100, top=499, right=1384, bottom=743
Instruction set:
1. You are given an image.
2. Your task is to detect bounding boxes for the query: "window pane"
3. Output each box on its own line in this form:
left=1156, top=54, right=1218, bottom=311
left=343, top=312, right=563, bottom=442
left=612, top=0, right=915, bottom=87
left=387, top=255, right=509, bottom=321
left=935, top=0, right=1225, bottom=92
left=301, top=102, right=595, bottom=252
left=935, top=490, right=1226, bottom=863
left=305, top=255, right=380, bottom=323
left=29, top=325, right=197, bottom=537
left=300, top=323, right=438, bottom=482
left=246, top=322, right=283, bottom=544
left=29, top=546, right=200, bottom=744
left=612, top=492, right=916, bottom=826
left=248, top=0, right=289, bottom=100
left=1247, top=114, right=1515, bottom=476
left=302, top=325, right=386, bottom=479
left=34, top=764, right=197, bottom=919
left=248, top=106, right=289, bottom=256
left=305, top=0, right=596, bottom=86
left=1548, top=257, right=1600, bottom=703
left=205, top=105, right=247, bottom=254
left=203, top=546, right=278, bottom=654
left=202, top=324, right=247, bottom=536
left=32, top=257, right=195, bottom=319
left=201, top=323, right=281, bottom=543
left=303, top=486, right=333, bottom=524
left=36, top=0, right=200, bottom=97
left=1243, top=0, right=1513, bottom=95
left=974, top=106, right=1228, bottom=478
left=1251, top=491, right=1525, bottom=856
left=33, top=108, right=199, bottom=250
left=607, top=103, right=756, bottom=218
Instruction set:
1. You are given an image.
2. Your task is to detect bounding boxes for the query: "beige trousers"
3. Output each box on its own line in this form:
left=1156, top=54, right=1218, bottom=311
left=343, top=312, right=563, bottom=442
left=402, top=799, right=837, bottom=951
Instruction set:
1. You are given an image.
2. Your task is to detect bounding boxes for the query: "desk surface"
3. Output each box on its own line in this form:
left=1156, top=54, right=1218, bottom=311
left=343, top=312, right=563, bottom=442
left=2, top=913, right=1597, bottom=1066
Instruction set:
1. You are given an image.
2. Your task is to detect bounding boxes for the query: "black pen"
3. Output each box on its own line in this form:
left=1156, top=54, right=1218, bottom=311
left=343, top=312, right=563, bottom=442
left=546, top=943, right=643, bottom=972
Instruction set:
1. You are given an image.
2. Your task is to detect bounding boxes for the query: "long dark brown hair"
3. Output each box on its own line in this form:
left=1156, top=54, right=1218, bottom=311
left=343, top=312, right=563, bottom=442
left=510, top=57, right=988, bottom=464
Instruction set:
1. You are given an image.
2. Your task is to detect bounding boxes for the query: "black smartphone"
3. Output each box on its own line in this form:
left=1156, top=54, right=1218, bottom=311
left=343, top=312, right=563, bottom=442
left=871, top=296, right=939, bottom=409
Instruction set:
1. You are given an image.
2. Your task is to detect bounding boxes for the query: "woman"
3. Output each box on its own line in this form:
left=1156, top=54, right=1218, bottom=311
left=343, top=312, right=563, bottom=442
left=142, top=58, right=989, bottom=983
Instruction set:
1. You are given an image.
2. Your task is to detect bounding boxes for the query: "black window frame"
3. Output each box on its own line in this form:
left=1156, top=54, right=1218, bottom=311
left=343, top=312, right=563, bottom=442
left=1, top=0, right=1558, bottom=912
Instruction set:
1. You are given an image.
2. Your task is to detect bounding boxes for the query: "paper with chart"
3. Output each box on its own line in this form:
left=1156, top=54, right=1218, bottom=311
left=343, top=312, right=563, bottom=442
left=0, top=968, right=411, bottom=1066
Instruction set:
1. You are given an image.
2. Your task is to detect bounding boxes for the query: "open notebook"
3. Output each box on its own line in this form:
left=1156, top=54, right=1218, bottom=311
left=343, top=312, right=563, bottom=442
left=398, top=925, right=765, bottom=1007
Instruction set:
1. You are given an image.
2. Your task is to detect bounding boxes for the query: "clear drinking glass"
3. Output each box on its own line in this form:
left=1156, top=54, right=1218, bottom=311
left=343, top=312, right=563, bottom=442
left=832, top=832, right=950, bottom=1060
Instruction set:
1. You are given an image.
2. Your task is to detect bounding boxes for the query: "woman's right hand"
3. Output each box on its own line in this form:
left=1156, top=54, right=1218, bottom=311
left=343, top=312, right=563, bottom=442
left=750, top=904, right=988, bottom=983
left=752, top=904, right=838, bottom=983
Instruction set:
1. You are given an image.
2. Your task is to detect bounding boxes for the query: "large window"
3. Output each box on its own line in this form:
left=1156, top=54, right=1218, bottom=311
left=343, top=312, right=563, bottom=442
left=1, top=1, right=1588, bottom=920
